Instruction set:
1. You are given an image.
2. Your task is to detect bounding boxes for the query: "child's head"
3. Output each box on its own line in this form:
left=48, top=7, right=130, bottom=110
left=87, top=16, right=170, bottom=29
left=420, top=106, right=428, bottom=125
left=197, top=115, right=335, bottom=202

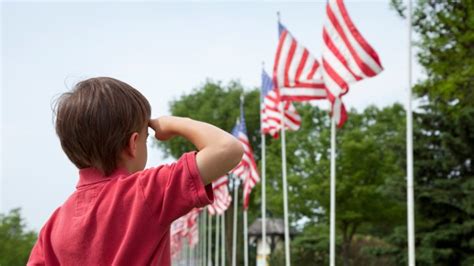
left=55, top=77, right=151, bottom=176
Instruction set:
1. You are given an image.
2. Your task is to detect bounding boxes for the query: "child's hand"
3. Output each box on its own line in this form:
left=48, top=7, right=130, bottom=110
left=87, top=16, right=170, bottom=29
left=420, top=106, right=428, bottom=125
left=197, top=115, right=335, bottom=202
left=149, top=117, right=177, bottom=141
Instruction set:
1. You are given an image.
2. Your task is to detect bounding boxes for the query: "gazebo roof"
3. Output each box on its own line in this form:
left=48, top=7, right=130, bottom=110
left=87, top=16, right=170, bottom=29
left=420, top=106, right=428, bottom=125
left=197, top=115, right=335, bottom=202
left=248, top=218, right=297, bottom=237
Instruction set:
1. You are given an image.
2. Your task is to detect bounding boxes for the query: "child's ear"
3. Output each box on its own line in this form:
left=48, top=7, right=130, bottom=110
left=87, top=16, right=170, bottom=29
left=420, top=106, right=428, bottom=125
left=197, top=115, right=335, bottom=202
left=126, top=132, right=140, bottom=158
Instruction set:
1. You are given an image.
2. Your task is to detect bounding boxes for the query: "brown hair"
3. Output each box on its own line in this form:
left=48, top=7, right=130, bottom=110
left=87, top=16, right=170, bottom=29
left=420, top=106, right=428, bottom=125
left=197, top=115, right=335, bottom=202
left=54, top=77, right=151, bottom=176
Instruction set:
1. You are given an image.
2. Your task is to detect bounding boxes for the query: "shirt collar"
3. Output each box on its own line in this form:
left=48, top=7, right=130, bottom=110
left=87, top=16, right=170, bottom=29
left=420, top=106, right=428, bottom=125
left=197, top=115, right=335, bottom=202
left=77, top=167, right=129, bottom=188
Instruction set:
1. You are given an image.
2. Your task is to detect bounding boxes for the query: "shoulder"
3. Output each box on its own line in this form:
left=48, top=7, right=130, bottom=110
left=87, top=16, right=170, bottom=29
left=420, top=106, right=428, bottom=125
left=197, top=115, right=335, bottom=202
left=37, top=206, right=62, bottom=237
left=131, top=152, right=198, bottom=181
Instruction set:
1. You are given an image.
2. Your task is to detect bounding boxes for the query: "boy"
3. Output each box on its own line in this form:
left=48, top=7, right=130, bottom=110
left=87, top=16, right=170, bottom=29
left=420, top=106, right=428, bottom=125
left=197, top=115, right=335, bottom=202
left=27, top=77, right=244, bottom=265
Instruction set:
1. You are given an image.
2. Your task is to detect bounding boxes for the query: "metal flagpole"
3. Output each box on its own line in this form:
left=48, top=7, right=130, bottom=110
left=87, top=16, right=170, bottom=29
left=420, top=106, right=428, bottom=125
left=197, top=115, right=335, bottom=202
left=188, top=236, right=192, bottom=265
left=261, top=133, right=268, bottom=263
left=208, top=213, right=212, bottom=266
left=180, top=236, right=183, bottom=265
left=202, top=210, right=207, bottom=266
left=221, top=212, right=226, bottom=266
left=197, top=213, right=201, bottom=266
left=243, top=209, right=249, bottom=266
left=215, top=214, right=220, bottom=266
left=260, top=62, right=268, bottom=266
left=198, top=212, right=201, bottom=266
left=178, top=237, right=182, bottom=265
left=277, top=11, right=291, bottom=266
left=198, top=213, right=200, bottom=266
left=200, top=212, right=207, bottom=266
left=179, top=236, right=183, bottom=265
left=189, top=234, right=193, bottom=265
left=241, top=93, right=249, bottom=266
left=182, top=241, right=185, bottom=265
left=329, top=109, right=337, bottom=266
left=406, top=0, right=416, bottom=265
left=187, top=231, right=190, bottom=265
left=280, top=98, right=291, bottom=266
left=231, top=177, right=239, bottom=266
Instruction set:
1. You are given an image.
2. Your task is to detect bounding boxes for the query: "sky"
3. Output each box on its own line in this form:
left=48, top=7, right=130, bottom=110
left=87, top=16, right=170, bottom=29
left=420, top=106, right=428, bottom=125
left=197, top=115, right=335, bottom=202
left=1, top=1, right=421, bottom=231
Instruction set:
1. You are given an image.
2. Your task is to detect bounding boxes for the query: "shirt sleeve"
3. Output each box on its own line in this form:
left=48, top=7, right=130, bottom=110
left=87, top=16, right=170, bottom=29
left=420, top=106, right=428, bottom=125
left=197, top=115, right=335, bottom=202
left=27, top=233, right=45, bottom=266
left=138, top=151, right=214, bottom=225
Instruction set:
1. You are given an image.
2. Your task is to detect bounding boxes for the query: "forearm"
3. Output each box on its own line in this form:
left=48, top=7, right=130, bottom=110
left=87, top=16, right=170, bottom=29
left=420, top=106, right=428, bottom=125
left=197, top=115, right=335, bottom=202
left=150, top=116, right=244, bottom=184
left=163, top=117, right=230, bottom=149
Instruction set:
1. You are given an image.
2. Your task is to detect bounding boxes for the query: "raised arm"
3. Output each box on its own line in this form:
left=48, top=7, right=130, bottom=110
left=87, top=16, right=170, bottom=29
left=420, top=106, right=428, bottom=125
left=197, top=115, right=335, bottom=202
left=149, top=116, right=244, bottom=185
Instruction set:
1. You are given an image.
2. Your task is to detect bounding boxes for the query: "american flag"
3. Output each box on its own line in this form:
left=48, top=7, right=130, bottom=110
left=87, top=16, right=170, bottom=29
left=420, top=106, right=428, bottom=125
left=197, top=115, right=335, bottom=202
left=170, top=215, right=186, bottom=258
left=261, top=68, right=301, bottom=139
left=230, top=102, right=260, bottom=210
left=321, top=0, right=383, bottom=125
left=184, top=208, right=200, bottom=247
left=170, top=208, right=200, bottom=258
left=208, top=175, right=232, bottom=215
left=274, top=22, right=327, bottom=102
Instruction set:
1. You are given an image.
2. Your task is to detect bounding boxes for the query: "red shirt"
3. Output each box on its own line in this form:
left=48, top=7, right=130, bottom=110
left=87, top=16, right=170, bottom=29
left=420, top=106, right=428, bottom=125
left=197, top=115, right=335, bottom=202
left=28, top=152, right=213, bottom=266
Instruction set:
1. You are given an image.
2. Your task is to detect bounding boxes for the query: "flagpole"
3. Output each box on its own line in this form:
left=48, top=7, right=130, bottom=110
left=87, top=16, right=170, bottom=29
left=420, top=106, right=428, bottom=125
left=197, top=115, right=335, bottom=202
left=203, top=209, right=208, bottom=266
left=189, top=233, right=193, bottom=265
left=208, top=213, right=212, bottom=266
left=199, top=212, right=202, bottom=266
left=199, top=209, right=207, bottom=266
left=406, top=0, right=416, bottom=265
left=215, top=214, right=220, bottom=266
left=277, top=11, right=291, bottom=266
left=183, top=237, right=187, bottom=265
left=243, top=209, right=249, bottom=266
left=180, top=237, right=183, bottom=265
left=188, top=240, right=191, bottom=265
left=181, top=236, right=184, bottom=265
left=231, top=177, right=239, bottom=266
left=260, top=62, right=268, bottom=266
left=329, top=111, right=337, bottom=266
left=261, top=132, right=268, bottom=262
left=178, top=237, right=181, bottom=265
left=280, top=100, right=291, bottom=266
left=238, top=92, right=250, bottom=266
left=199, top=211, right=201, bottom=266
left=221, top=212, right=226, bottom=266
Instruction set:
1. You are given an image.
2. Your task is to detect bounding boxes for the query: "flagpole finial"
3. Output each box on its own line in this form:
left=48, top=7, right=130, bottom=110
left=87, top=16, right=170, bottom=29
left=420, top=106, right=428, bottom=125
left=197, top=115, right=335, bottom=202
left=277, top=11, right=281, bottom=22
left=262, top=61, right=265, bottom=68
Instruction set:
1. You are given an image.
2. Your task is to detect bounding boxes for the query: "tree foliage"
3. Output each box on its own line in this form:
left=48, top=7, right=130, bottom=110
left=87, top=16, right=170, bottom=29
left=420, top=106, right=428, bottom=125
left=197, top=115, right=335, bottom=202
left=156, top=80, right=261, bottom=160
left=388, top=0, right=474, bottom=265
left=157, top=3, right=474, bottom=264
left=0, top=208, right=37, bottom=266
left=157, top=80, right=407, bottom=265
left=411, top=0, right=474, bottom=263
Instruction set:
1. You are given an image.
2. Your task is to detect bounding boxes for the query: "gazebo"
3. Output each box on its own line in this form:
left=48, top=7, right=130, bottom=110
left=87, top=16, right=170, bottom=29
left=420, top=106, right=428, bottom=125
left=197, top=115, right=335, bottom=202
left=248, top=218, right=297, bottom=265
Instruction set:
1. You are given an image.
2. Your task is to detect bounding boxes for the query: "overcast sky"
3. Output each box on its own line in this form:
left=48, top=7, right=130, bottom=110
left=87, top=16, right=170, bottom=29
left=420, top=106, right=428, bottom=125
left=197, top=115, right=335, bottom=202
left=1, top=1, right=421, bottom=231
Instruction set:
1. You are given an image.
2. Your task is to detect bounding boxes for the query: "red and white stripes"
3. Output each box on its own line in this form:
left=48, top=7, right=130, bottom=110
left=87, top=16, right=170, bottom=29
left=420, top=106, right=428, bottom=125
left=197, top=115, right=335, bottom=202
left=208, top=175, right=232, bottom=215
left=322, top=0, right=383, bottom=125
left=170, top=208, right=201, bottom=258
left=261, top=69, right=301, bottom=138
left=274, top=23, right=327, bottom=102
left=231, top=130, right=260, bottom=210
left=261, top=94, right=301, bottom=138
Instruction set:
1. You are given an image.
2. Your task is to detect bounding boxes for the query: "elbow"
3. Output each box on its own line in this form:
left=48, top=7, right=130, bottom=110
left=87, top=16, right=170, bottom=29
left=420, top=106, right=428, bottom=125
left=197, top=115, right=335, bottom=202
left=228, top=137, right=244, bottom=169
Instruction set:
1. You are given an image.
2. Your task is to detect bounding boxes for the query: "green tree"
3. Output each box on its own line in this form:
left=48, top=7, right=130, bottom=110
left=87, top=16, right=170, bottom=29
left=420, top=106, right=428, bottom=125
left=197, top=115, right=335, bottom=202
left=156, top=80, right=261, bottom=266
left=286, top=104, right=406, bottom=266
left=0, top=208, right=37, bottom=266
left=157, top=80, right=407, bottom=265
left=156, top=80, right=261, bottom=160
left=388, top=0, right=474, bottom=265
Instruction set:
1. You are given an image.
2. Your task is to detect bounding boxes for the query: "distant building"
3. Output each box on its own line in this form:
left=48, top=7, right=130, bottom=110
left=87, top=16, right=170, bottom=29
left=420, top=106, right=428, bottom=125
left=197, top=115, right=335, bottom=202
left=248, top=218, right=297, bottom=266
